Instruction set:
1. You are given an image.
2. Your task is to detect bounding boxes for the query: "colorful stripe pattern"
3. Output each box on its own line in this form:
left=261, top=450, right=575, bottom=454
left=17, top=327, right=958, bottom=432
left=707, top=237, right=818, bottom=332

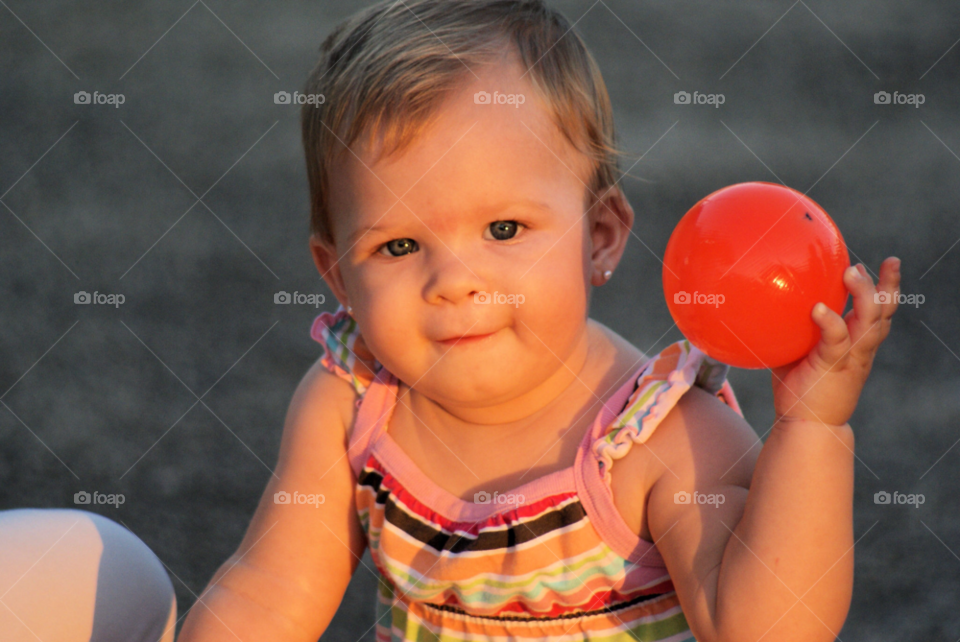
left=314, top=306, right=742, bottom=641
left=357, top=457, right=695, bottom=641
left=593, top=340, right=741, bottom=485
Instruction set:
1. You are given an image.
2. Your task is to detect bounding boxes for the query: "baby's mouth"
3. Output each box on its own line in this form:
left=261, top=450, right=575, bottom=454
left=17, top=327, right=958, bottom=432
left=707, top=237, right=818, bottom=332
left=436, top=329, right=500, bottom=346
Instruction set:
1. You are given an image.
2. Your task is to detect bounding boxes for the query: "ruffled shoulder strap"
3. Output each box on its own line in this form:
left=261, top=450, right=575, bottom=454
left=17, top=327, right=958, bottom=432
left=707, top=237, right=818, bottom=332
left=310, top=305, right=381, bottom=398
left=593, top=340, right=742, bottom=485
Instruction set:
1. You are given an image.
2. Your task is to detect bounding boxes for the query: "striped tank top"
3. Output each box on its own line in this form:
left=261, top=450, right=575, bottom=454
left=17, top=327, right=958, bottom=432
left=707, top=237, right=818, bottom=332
left=311, top=306, right=743, bottom=641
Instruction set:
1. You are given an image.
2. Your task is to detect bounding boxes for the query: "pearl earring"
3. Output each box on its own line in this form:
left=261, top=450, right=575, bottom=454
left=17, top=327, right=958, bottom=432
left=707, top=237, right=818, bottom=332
left=346, top=305, right=353, bottom=315
left=603, top=270, right=613, bottom=281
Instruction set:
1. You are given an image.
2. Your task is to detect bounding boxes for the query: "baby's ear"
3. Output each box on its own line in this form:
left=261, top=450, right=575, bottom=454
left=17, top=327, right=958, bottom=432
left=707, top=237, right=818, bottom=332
left=309, top=234, right=349, bottom=308
left=588, top=186, right=634, bottom=268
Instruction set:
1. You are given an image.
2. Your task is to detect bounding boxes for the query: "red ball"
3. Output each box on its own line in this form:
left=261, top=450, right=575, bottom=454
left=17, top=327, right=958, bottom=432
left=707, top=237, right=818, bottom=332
left=663, top=182, right=850, bottom=369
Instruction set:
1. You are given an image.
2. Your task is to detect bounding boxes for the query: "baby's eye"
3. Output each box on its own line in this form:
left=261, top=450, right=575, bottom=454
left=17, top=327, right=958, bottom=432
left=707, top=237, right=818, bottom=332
left=379, top=238, right=419, bottom=257
left=486, top=220, right=522, bottom=241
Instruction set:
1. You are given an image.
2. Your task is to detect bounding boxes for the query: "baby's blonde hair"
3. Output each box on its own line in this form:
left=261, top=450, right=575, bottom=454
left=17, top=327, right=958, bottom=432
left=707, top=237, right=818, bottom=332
left=301, top=0, right=625, bottom=245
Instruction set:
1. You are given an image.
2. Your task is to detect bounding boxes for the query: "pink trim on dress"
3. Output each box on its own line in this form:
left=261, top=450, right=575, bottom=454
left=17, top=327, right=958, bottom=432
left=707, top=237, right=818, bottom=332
left=347, top=367, right=397, bottom=478
left=375, top=433, right=579, bottom=523
left=575, top=366, right=667, bottom=567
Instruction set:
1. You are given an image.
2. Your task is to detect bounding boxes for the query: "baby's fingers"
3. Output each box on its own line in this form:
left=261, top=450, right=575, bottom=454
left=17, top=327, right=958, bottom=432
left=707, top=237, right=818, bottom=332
left=874, top=257, right=902, bottom=339
left=842, top=263, right=886, bottom=355
left=811, top=302, right=851, bottom=369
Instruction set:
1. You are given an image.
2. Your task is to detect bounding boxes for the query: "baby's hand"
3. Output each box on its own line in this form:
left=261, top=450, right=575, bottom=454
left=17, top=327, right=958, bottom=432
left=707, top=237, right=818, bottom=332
left=771, top=257, right=901, bottom=426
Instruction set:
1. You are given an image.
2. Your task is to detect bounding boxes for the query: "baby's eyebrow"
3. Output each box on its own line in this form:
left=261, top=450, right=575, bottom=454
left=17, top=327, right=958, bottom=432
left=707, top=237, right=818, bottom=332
left=348, top=223, right=391, bottom=244
left=484, top=198, right=553, bottom=214
left=347, top=198, right=554, bottom=244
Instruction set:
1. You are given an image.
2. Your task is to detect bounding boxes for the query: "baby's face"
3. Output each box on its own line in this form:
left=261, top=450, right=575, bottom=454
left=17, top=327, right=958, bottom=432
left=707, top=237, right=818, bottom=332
left=322, top=55, right=599, bottom=410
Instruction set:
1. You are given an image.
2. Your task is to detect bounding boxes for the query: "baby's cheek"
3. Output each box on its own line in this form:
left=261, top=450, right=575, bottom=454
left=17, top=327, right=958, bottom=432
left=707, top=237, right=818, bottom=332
left=521, top=257, right=588, bottom=314
left=515, top=279, right=588, bottom=354
left=357, top=288, right=413, bottom=353
left=513, top=232, right=590, bottom=314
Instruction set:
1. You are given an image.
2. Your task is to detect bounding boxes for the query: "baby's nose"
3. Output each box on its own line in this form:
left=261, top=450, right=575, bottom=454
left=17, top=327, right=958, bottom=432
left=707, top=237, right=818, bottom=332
left=421, top=249, right=489, bottom=305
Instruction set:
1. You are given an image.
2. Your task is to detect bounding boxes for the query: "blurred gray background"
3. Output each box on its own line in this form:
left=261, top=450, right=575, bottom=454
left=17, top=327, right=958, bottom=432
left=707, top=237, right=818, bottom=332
left=1, top=1, right=958, bottom=640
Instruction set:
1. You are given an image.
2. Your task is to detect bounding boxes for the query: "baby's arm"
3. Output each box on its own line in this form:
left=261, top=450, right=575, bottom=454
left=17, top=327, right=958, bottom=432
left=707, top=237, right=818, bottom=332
left=645, top=387, right=853, bottom=642
left=648, top=259, right=900, bottom=642
left=177, top=359, right=364, bottom=641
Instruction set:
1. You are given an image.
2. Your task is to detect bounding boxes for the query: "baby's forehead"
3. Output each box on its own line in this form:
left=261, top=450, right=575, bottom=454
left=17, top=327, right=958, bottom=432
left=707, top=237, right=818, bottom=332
left=328, top=65, right=594, bottom=233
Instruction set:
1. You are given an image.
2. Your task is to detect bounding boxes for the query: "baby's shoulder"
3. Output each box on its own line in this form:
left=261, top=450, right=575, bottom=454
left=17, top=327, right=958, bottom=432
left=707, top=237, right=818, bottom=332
left=610, top=385, right=758, bottom=534
left=305, top=355, right=359, bottom=408
left=280, top=357, right=359, bottom=459
left=595, top=321, right=755, bottom=534
left=650, top=386, right=756, bottom=476
left=608, top=386, right=753, bottom=537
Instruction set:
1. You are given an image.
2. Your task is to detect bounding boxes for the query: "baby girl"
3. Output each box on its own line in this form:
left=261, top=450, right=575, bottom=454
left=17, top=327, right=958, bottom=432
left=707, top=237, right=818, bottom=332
left=177, top=1, right=901, bottom=640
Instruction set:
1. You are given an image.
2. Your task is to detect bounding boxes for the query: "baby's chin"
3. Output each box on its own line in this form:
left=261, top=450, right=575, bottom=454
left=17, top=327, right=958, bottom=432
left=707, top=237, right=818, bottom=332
left=396, top=351, right=550, bottom=408
left=410, top=367, right=541, bottom=409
